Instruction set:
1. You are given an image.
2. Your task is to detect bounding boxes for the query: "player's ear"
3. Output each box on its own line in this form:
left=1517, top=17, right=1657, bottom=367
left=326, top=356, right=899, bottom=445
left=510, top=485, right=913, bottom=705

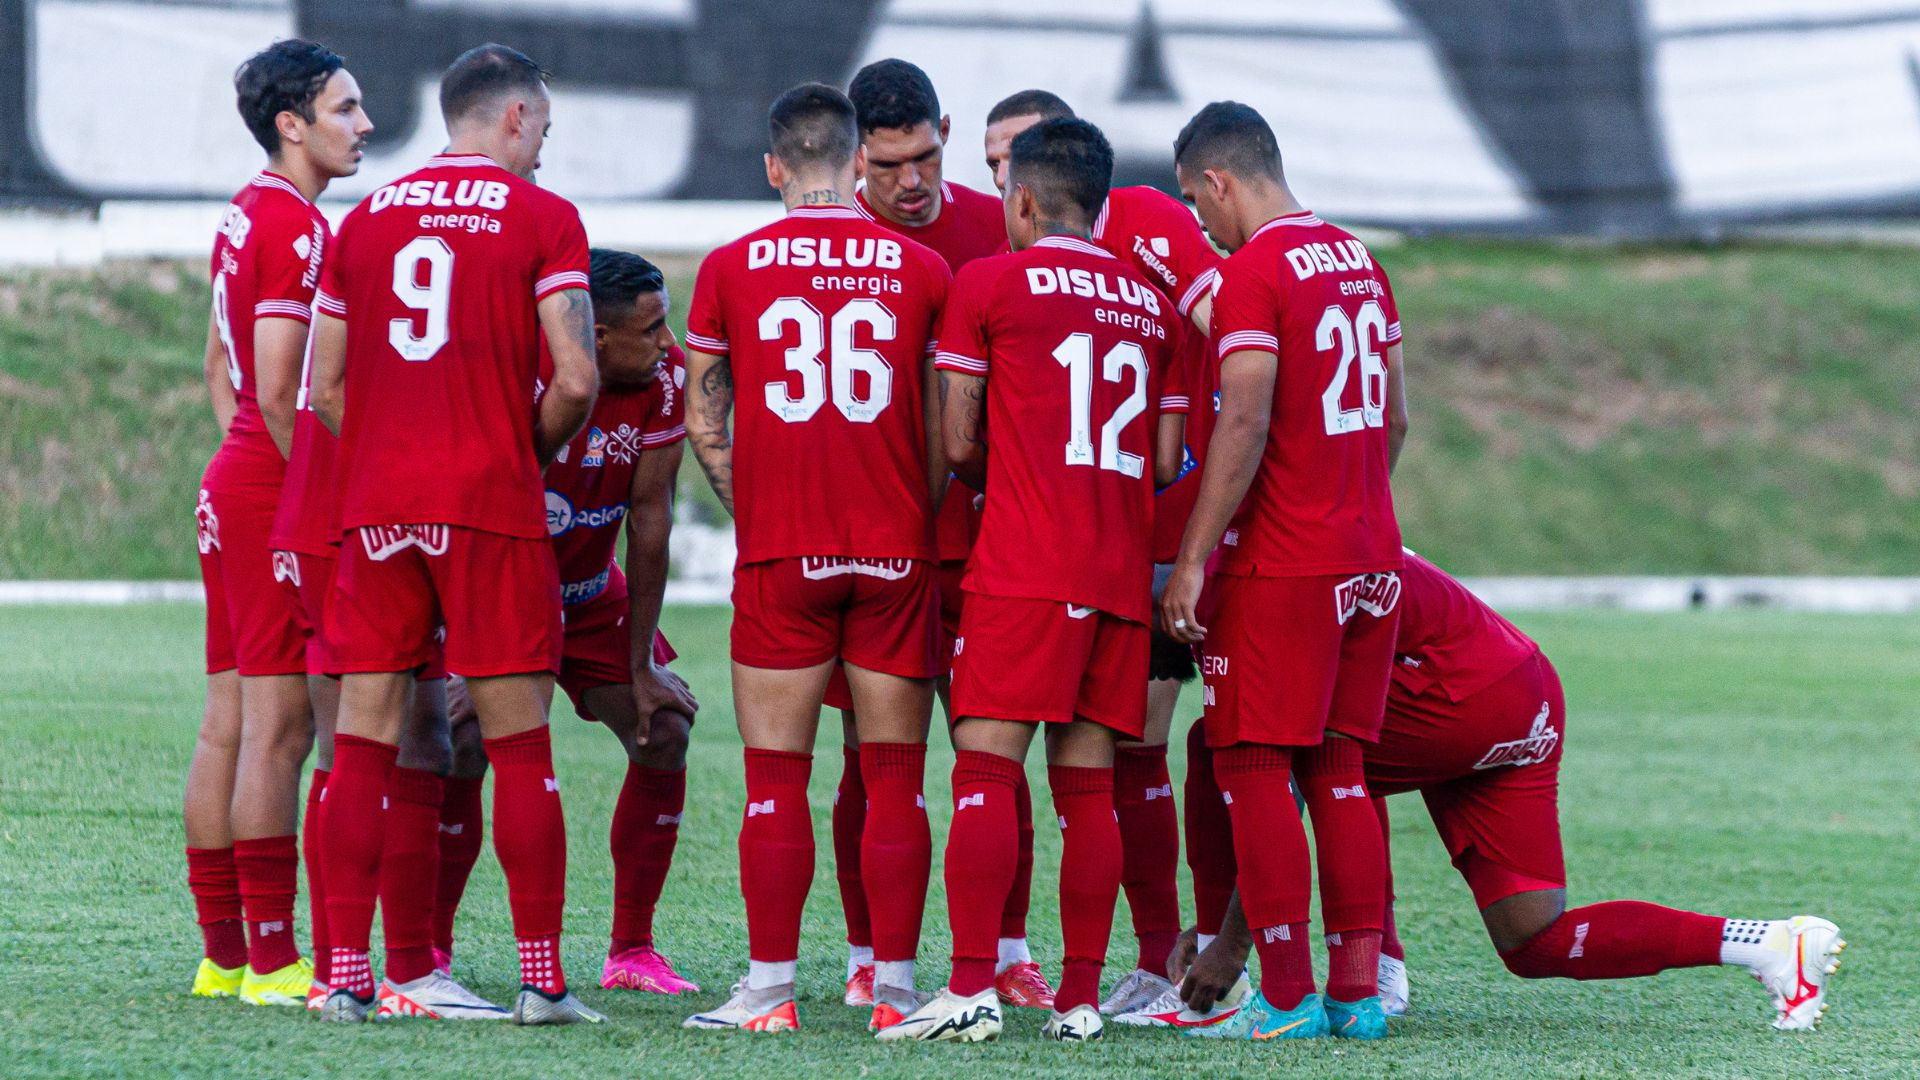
left=764, top=153, right=783, bottom=193
left=1206, top=168, right=1229, bottom=203
left=854, top=143, right=869, bottom=178
left=593, top=322, right=610, bottom=353
left=938, top=114, right=951, bottom=144
left=275, top=110, right=304, bottom=149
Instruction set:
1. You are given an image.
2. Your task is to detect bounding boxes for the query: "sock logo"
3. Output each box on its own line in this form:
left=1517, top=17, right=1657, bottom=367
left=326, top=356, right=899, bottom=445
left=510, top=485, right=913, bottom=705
left=1221, top=791, right=1234, bottom=805
left=1058, top=815, right=1069, bottom=830
left=1331, top=784, right=1368, bottom=799
left=956, top=793, right=985, bottom=811
left=1263, top=925, right=1293, bottom=943
left=916, top=795, right=926, bottom=809
left=258, top=921, right=286, bottom=935
left=544, top=777, right=560, bottom=793
left=1569, top=921, right=1590, bottom=959
left=656, top=813, right=682, bottom=826
left=746, top=799, right=775, bottom=817
left=438, top=822, right=463, bottom=835
left=1145, top=784, right=1173, bottom=800
left=1328, top=932, right=1343, bottom=946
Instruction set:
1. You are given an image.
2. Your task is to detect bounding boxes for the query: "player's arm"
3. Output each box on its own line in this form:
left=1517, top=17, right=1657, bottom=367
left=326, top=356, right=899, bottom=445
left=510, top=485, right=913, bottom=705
left=536, top=289, right=600, bottom=466
left=1386, top=342, right=1409, bottom=474
left=202, top=309, right=237, bottom=436
left=1170, top=890, right=1253, bottom=1012
left=1160, top=349, right=1276, bottom=644
left=938, top=369, right=987, bottom=493
left=682, top=348, right=736, bottom=515
left=309, top=310, right=348, bottom=437
left=1155, top=411, right=1186, bottom=489
left=924, top=351, right=950, bottom=510
left=624, top=438, right=698, bottom=744
left=253, top=317, right=308, bottom=459
left=1187, top=291, right=1213, bottom=338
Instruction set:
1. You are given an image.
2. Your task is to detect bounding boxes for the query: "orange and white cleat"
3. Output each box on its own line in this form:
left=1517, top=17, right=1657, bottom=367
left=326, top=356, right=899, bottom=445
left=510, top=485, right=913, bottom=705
left=305, top=980, right=329, bottom=1011
left=995, top=960, right=1056, bottom=1010
left=1747, top=916, right=1845, bottom=1031
left=684, top=979, right=800, bottom=1032
left=374, top=972, right=510, bottom=1020
left=869, top=985, right=932, bottom=1032
left=844, top=962, right=876, bottom=1007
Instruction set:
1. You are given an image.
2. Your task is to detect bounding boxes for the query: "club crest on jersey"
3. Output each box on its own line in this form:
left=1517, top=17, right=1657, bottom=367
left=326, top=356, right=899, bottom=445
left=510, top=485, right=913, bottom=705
left=1334, top=572, right=1401, bottom=624
left=800, top=556, right=913, bottom=581
left=271, top=551, right=300, bottom=587
left=195, top=489, right=220, bottom=554
left=1473, top=701, right=1560, bottom=770
left=359, top=524, right=450, bottom=561
left=582, top=427, right=608, bottom=467
left=604, top=424, right=642, bottom=466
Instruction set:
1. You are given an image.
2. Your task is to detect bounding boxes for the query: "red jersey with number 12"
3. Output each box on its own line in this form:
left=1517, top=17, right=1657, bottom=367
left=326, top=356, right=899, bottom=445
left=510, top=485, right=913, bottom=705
left=316, top=154, right=589, bottom=540
left=1210, top=211, right=1403, bottom=577
left=684, top=206, right=950, bottom=566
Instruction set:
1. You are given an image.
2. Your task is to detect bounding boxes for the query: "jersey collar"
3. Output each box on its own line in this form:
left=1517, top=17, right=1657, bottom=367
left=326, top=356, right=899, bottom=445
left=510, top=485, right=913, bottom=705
left=426, top=153, right=501, bottom=169
left=249, top=170, right=313, bottom=206
left=1246, top=210, right=1324, bottom=244
left=1033, top=234, right=1113, bottom=258
left=787, top=205, right=862, bottom=219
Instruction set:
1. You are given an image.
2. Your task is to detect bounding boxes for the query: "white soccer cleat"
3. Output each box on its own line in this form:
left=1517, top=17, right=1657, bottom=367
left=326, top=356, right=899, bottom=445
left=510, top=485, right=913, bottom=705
left=1749, top=916, right=1845, bottom=1031
left=512, top=986, right=607, bottom=1025
left=1042, top=1003, right=1105, bottom=1042
left=873, top=988, right=1001, bottom=1043
left=1113, top=971, right=1250, bottom=1029
left=375, top=972, right=510, bottom=1020
left=1378, top=954, right=1410, bottom=1016
left=683, top=979, right=800, bottom=1032
left=1098, top=967, right=1174, bottom=1016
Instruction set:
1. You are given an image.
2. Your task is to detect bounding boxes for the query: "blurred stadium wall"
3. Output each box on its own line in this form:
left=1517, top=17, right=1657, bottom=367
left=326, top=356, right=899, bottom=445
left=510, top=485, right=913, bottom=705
left=5, top=0, right=1920, bottom=240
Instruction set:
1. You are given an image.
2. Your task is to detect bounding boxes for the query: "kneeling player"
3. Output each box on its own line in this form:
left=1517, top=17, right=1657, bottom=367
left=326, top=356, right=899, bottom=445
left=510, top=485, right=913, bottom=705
left=879, top=117, right=1187, bottom=1044
left=1172, top=551, right=1846, bottom=1033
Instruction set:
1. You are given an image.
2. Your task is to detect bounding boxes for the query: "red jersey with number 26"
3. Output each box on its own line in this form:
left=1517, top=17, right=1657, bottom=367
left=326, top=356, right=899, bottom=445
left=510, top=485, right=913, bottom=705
left=684, top=206, right=950, bottom=567
left=316, top=153, right=589, bottom=540
left=1211, top=211, right=1402, bottom=577
left=936, top=235, right=1187, bottom=625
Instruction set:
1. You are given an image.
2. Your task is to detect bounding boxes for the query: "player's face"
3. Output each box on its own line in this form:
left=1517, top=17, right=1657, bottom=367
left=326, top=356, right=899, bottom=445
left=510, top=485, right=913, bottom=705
left=983, top=113, right=1043, bottom=194
left=295, top=69, right=373, bottom=179
left=1177, top=163, right=1240, bottom=252
left=504, top=88, right=553, bottom=181
left=596, top=289, right=673, bottom=388
left=862, top=118, right=947, bottom=225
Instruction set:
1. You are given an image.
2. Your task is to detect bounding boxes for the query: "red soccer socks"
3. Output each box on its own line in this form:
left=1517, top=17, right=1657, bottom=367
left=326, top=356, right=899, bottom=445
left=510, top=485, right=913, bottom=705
left=860, top=743, right=930, bottom=981
left=1501, top=902, right=1725, bottom=980
left=1050, top=764, right=1122, bottom=1013
left=233, top=834, right=300, bottom=974
left=431, top=774, right=485, bottom=957
left=320, top=734, right=397, bottom=996
left=1114, top=744, right=1181, bottom=974
left=1216, top=743, right=1316, bottom=1008
left=832, top=744, right=872, bottom=952
left=487, top=726, right=570, bottom=990
left=1297, top=737, right=1386, bottom=1002
left=740, top=748, right=814, bottom=967
left=945, top=750, right=1023, bottom=996
left=1183, top=723, right=1238, bottom=937
left=610, top=762, right=686, bottom=951
left=378, top=766, right=444, bottom=984
left=185, top=846, right=247, bottom=970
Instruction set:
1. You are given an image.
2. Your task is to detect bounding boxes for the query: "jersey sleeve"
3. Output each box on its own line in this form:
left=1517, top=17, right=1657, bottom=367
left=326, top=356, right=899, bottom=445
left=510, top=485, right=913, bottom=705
left=533, top=198, right=591, bottom=301
left=933, top=260, right=993, bottom=376
left=1378, top=264, right=1403, bottom=345
left=313, top=209, right=353, bottom=318
left=919, top=250, right=954, bottom=358
left=1210, top=259, right=1281, bottom=361
left=1144, top=192, right=1223, bottom=318
left=1158, top=314, right=1193, bottom=413
left=640, top=345, right=689, bottom=449
left=253, top=204, right=322, bottom=322
left=682, top=249, right=729, bottom=355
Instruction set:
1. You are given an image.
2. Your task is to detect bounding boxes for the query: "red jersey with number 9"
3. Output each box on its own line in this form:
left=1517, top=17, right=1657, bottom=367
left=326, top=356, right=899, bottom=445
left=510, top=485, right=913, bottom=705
left=316, top=153, right=589, bottom=540
left=683, top=206, right=950, bottom=567
left=935, top=235, right=1188, bottom=625
left=1210, top=211, right=1403, bottom=577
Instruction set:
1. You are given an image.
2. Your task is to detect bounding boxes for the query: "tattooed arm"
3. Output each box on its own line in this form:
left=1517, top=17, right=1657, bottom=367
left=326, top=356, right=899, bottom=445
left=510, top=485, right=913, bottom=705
left=535, top=287, right=601, bottom=466
left=683, top=348, right=737, bottom=516
left=939, top=369, right=987, bottom=493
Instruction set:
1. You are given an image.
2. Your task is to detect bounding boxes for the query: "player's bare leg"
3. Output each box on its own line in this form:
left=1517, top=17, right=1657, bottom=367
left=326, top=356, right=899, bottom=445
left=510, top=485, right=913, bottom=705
left=185, top=670, right=246, bottom=996
left=227, top=673, right=313, bottom=1004
left=584, top=683, right=699, bottom=995
left=683, top=659, right=832, bottom=1033
left=1105, top=681, right=1182, bottom=1016
left=832, top=707, right=875, bottom=1003
left=315, top=670, right=409, bottom=1021
left=300, top=673, right=339, bottom=1008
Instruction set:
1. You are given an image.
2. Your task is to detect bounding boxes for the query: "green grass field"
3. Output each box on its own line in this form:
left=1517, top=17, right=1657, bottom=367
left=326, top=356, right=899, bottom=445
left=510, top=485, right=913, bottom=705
left=0, top=603, right=1912, bottom=1078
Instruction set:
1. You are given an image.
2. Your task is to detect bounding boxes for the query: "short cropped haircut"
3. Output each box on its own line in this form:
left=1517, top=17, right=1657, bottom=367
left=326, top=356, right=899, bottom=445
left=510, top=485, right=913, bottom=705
left=848, top=58, right=939, bottom=133
left=986, top=89, right=1074, bottom=127
left=1009, top=116, right=1113, bottom=222
left=234, top=39, right=344, bottom=155
left=589, top=248, right=666, bottom=324
left=440, top=44, right=549, bottom=127
left=1173, top=101, right=1282, bottom=181
left=768, top=83, right=859, bottom=172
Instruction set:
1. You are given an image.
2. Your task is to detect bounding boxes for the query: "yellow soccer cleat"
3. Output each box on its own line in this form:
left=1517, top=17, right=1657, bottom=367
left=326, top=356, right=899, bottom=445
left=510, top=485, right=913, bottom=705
left=191, top=958, right=244, bottom=999
left=240, top=955, right=314, bottom=1007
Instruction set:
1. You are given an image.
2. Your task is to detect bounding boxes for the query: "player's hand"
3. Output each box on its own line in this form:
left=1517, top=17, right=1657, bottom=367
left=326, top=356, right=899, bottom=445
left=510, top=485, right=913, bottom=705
left=1180, top=930, right=1249, bottom=1013
left=629, top=663, right=698, bottom=746
left=1167, top=925, right=1200, bottom=985
left=1160, top=559, right=1208, bottom=644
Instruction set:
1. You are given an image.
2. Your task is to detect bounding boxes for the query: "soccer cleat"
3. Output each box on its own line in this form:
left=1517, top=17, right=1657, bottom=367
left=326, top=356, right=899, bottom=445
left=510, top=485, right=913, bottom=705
left=306, top=980, right=329, bottom=1011
left=190, top=958, right=243, bottom=999
left=513, top=985, right=607, bottom=1025
left=239, top=955, right=313, bottom=1007
left=375, top=972, right=511, bottom=1020
left=1099, top=967, right=1175, bottom=1016
left=683, top=980, right=799, bottom=1032
left=1378, top=954, right=1410, bottom=1016
left=602, top=945, right=700, bottom=994
left=319, top=987, right=374, bottom=1023
left=1751, top=916, right=1845, bottom=1031
left=1325, top=995, right=1389, bottom=1039
left=869, top=984, right=933, bottom=1032
left=844, top=963, right=875, bottom=1006
left=995, top=960, right=1056, bottom=1009
left=873, top=988, right=1002, bottom=1043
left=432, top=947, right=454, bottom=977
left=1190, top=990, right=1327, bottom=1040
left=1041, top=1003, right=1104, bottom=1042
left=1114, top=971, right=1250, bottom=1029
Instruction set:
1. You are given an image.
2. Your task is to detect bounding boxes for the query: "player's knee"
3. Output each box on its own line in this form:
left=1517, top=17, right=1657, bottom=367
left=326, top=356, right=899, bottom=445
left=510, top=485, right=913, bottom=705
left=632, top=711, right=692, bottom=769
left=448, top=731, right=489, bottom=780
left=1497, top=913, right=1571, bottom=979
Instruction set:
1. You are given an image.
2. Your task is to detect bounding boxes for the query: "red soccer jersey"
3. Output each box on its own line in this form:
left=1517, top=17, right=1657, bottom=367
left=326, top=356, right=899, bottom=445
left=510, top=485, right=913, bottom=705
left=544, top=345, right=687, bottom=606
left=936, top=235, right=1187, bottom=624
left=204, top=171, right=329, bottom=495
left=1390, top=550, right=1539, bottom=704
left=856, top=179, right=1006, bottom=561
left=684, top=205, right=950, bottom=566
left=1211, top=210, right=1404, bottom=577
left=269, top=400, right=343, bottom=557
left=316, top=154, right=589, bottom=540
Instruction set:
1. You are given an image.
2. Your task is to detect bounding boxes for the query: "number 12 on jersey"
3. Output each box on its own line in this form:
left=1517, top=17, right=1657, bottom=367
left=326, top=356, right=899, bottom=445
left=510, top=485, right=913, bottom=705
left=1054, top=332, right=1147, bottom=478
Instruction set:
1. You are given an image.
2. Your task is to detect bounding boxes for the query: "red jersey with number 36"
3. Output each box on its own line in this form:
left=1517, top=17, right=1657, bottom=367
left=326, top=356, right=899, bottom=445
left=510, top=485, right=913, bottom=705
left=316, top=154, right=589, bottom=540
left=1211, top=211, right=1402, bottom=577
left=684, top=206, right=950, bottom=567
left=936, top=235, right=1188, bottom=624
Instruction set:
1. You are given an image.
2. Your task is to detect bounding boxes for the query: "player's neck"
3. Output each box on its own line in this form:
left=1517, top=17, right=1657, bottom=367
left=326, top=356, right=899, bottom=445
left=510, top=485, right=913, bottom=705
left=444, top=133, right=523, bottom=178
left=1036, top=218, right=1092, bottom=243
left=1243, top=184, right=1309, bottom=237
left=782, top=183, right=854, bottom=213
left=266, top=152, right=328, bottom=203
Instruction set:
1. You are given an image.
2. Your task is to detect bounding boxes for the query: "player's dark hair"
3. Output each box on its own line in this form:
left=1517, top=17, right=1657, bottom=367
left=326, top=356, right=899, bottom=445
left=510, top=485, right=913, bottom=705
left=848, top=58, right=940, bottom=134
left=1173, top=100, right=1282, bottom=181
left=589, top=248, right=666, bottom=324
left=1008, top=116, right=1113, bottom=224
left=767, top=83, right=859, bottom=172
left=986, top=89, right=1074, bottom=127
left=439, top=43, right=550, bottom=127
left=234, top=39, right=345, bottom=155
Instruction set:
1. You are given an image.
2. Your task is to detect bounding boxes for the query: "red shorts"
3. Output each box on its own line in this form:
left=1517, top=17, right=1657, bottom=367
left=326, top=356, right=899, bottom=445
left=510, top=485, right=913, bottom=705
left=949, top=593, right=1149, bottom=738
left=1200, top=570, right=1401, bottom=748
left=197, top=486, right=306, bottom=677
left=278, top=549, right=447, bottom=680
left=731, top=557, right=940, bottom=679
left=329, top=524, right=561, bottom=678
left=821, top=560, right=965, bottom=712
left=557, top=591, right=677, bottom=718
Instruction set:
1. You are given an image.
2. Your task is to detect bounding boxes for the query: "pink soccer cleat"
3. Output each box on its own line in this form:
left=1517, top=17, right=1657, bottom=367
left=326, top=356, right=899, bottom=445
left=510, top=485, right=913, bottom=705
left=601, top=945, right=701, bottom=994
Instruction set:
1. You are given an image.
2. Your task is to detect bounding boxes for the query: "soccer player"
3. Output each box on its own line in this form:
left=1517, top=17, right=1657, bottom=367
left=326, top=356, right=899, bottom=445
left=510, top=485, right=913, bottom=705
left=1169, top=551, right=1848, bottom=1033
left=831, top=57, right=1053, bottom=1012
left=186, top=39, right=368, bottom=1006
left=982, top=87, right=1228, bottom=1019
left=306, top=43, right=602, bottom=1025
left=1160, top=101, right=1411, bottom=1042
left=679, top=83, right=951, bottom=1034
left=879, top=116, right=1187, bottom=1044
